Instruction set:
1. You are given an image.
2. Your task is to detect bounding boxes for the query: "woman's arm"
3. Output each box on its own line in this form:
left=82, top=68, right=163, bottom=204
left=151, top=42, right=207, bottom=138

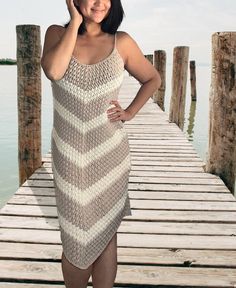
left=121, top=32, right=161, bottom=120
left=107, top=31, right=161, bottom=122
left=41, top=0, right=82, bottom=81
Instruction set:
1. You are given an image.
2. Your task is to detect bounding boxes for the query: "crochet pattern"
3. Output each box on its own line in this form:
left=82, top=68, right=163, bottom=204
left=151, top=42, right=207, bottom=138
left=50, top=32, right=132, bottom=269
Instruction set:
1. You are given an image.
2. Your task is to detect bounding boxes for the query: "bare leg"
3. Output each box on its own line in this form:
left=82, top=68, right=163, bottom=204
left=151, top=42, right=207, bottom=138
left=91, top=232, right=118, bottom=288
left=61, top=251, right=93, bottom=288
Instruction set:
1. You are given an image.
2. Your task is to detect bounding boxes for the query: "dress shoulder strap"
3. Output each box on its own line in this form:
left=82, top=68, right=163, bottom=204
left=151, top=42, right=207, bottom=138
left=114, top=32, right=117, bottom=49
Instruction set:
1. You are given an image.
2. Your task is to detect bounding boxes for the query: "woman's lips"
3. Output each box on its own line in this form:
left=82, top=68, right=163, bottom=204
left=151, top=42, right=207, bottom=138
left=92, top=9, right=105, bottom=13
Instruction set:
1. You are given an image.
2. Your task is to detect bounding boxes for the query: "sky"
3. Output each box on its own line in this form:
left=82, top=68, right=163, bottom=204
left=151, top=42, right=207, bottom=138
left=0, top=0, right=236, bottom=65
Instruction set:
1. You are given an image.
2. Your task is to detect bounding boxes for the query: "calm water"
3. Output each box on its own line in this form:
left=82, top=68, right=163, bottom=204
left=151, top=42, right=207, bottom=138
left=0, top=64, right=234, bottom=209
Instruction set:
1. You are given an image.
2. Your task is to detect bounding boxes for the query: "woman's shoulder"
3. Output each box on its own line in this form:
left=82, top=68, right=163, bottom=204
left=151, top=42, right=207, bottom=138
left=116, top=31, right=137, bottom=47
left=116, top=30, right=132, bottom=40
left=45, top=24, right=66, bottom=40
left=46, top=24, right=65, bottom=31
left=116, top=31, right=137, bottom=50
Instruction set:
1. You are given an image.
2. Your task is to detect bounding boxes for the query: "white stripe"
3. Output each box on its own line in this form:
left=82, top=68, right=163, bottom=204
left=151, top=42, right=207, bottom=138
left=52, top=152, right=130, bottom=205
left=52, top=73, right=124, bottom=104
left=57, top=193, right=127, bottom=245
left=52, top=126, right=126, bottom=168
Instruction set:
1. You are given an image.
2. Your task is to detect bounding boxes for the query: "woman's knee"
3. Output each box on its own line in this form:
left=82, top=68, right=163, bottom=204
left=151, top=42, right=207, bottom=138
left=61, top=251, right=92, bottom=286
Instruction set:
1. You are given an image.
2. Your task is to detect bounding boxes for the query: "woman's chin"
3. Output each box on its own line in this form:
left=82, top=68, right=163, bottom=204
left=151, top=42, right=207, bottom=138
left=88, top=16, right=105, bottom=23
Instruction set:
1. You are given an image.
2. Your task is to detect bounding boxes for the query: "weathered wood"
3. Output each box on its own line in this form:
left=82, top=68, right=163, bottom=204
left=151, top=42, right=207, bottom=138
left=16, top=25, right=42, bottom=186
left=1, top=242, right=236, bottom=267
left=190, top=60, right=197, bottom=100
left=2, top=204, right=236, bottom=223
left=6, top=195, right=236, bottom=211
left=205, top=32, right=236, bottom=194
left=15, top=186, right=235, bottom=201
left=21, top=179, right=230, bottom=192
left=144, top=54, right=153, bottom=64
left=153, top=50, right=166, bottom=110
left=1, top=260, right=236, bottom=287
left=27, top=172, right=226, bottom=185
left=169, top=46, right=189, bottom=130
left=1, top=216, right=236, bottom=235
left=1, top=228, right=236, bottom=250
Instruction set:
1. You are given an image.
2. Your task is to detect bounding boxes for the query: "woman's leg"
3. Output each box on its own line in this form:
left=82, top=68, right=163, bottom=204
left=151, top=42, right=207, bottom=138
left=91, top=233, right=118, bottom=288
left=61, top=251, right=93, bottom=288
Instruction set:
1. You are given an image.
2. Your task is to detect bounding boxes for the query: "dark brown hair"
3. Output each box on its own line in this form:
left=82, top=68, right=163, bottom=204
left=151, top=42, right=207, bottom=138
left=64, top=0, right=125, bottom=35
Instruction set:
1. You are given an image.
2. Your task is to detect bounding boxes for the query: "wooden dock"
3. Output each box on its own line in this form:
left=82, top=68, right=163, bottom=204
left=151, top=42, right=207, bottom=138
left=1, top=72, right=236, bottom=287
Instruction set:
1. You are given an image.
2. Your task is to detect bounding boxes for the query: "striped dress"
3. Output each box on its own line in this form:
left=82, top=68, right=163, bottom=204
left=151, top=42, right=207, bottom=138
left=50, top=32, right=132, bottom=269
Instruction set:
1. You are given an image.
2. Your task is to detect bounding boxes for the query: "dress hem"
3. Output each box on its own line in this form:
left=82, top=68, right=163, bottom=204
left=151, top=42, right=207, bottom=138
left=61, top=205, right=132, bottom=270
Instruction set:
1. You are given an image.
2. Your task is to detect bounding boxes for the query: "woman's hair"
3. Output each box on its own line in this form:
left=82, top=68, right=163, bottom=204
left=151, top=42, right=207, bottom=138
left=64, top=0, right=125, bottom=35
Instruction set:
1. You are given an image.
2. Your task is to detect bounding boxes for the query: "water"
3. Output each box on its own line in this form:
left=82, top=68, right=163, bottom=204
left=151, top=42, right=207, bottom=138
left=0, top=65, right=53, bottom=208
left=0, top=64, right=235, bottom=209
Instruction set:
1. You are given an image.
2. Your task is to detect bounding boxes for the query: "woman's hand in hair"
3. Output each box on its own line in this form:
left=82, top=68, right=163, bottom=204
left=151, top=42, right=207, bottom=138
left=66, top=0, right=83, bottom=26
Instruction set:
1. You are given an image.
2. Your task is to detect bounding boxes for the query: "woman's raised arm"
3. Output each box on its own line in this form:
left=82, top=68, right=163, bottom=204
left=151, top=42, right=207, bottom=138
left=41, top=0, right=83, bottom=81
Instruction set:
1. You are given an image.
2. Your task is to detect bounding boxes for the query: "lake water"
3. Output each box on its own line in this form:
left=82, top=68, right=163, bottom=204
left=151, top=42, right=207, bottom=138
left=0, top=64, right=235, bottom=209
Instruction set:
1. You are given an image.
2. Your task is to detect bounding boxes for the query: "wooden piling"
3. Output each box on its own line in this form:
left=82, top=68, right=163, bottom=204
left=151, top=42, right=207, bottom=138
left=205, top=32, right=236, bottom=194
left=169, top=46, right=189, bottom=130
left=153, top=50, right=166, bottom=110
left=16, top=25, right=42, bottom=186
left=145, top=54, right=153, bottom=65
left=190, top=60, right=197, bottom=101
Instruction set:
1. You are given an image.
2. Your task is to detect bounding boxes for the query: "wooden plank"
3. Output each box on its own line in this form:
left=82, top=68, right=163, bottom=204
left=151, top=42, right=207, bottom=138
left=129, top=171, right=220, bottom=178
left=31, top=171, right=224, bottom=181
left=15, top=186, right=235, bottom=201
left=43, top=154, right=204, bottom=160
left=44, top=148, right=201, bottom=155
left=1, top=242, right=236, bottom=268
left=130, top=160, right=205, bottom=166
left=129, top=183, right=230, bottom=193
left=128, top=140, right=196, bottom=145
left=1, top=215, right=236, bottom=236
left=42, top=160, right=206, bottom=167
left=131, top=152, right=202, bottom=157
left=6, top=195, right=236, bottom=211
left=2, top=204, right=236, bottom=223
left=20, top=180, right=231, bottom=193
left=39, top=164, right=205, bottom=172
left=127, top=176, right=226, bottom=185
left=0, top=260, right=236, bottom=287
left=29, top=174, right=226, bottom=185
left=0, top=228, right=236, bottom=250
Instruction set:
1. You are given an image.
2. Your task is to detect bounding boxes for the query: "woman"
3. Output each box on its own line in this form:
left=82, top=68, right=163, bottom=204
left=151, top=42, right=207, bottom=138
left=41, top=0, right=161, bottom=287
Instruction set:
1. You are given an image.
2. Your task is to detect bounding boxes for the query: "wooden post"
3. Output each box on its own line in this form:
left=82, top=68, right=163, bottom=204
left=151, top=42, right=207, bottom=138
left=190, top=60, right=197, bottom=101
left=145, top=54, right=153, bottom=65
left=169, top=46, right=189, bottom=130
left=153, top=50, right=166, bottom=111
left=205, top=32, right=236, bottom=194
left=16, top=25, right=42, bottom=186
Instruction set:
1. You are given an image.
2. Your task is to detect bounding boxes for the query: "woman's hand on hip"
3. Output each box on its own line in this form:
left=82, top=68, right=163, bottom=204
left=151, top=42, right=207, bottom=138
left=107, top=100, right=133, bottom=123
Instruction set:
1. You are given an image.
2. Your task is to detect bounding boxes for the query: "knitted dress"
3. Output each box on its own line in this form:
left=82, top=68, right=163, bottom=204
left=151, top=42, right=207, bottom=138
left=50, top=32, right=132, bottom=269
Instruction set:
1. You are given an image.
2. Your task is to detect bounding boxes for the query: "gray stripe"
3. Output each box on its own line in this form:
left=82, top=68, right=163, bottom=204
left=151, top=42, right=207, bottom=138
left=54, top=167, right=130, bottom=229
left=60, top=200, right=130, bottom=269
left=53, top=108, right=124, bottom=153
left=51, top=134, right=130, bottom=189
left=52, top=82, right=121, bottom=122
